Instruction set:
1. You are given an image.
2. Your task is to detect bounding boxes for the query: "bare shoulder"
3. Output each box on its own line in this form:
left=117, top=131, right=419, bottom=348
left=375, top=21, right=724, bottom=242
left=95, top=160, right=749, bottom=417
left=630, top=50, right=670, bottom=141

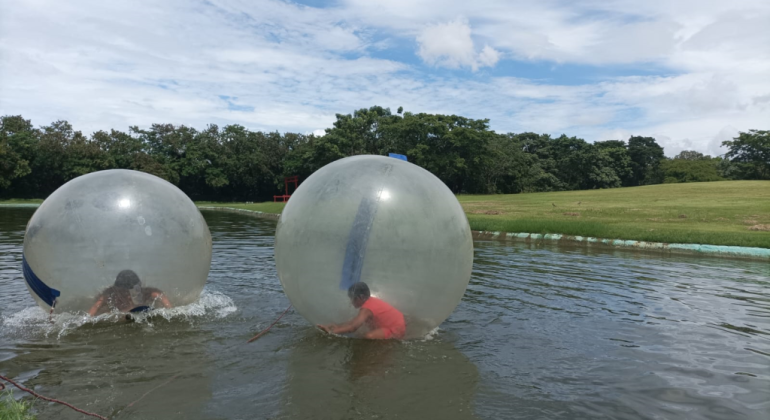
left=143, top=287, right=164, bottom=297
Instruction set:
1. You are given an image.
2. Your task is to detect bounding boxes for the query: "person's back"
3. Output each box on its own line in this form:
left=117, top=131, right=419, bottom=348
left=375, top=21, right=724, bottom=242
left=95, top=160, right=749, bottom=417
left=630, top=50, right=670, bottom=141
left=88, top=270, right=171, bottom=316
left=361, top=296, right=405, bottom=339
left=100, top=286, right=165, bottom=312
left=100, top=286, right=134, bottom=313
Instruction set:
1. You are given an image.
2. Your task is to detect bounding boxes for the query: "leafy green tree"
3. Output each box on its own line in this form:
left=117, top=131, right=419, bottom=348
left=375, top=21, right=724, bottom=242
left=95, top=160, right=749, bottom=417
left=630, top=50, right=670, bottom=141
left=516, top=132, right=564, bottom=192
left=515, top=134, right=621, bottom=191
left=0, top=116, right=35, bottom=189
left=481, top=134, right=534, bottom=193
left=391, top=113, right=492, bottom=193
left=661, top=158, right=723, bottom=183
left=716, top=156, right=739, bottom=179
left=91, top=129, right=145, bottom=169
left=595, top=140, right=633, bottom=186
left=33, top=121, right=83, bottom=195
left=178, top=124, right=230, bottom=198
left=315, top=107, right=500, bottom=193
left=674, top=150, right=707, bottom=160
left=322, top=106, right=396, bottom=156
left=220, top=127, right=290, bottom=201
left=722, top=130, right=770, bottom=180
left=62, top=129, right=111, bottom=180
left=566, top=137, right=623, bottom=189
left=547, top=135, right=620, bottom=189
left=1, top=108, right=714, bottom=199
left=129, top=124, right=186, bottom=184
left=628, top=136, right=665, bottom=185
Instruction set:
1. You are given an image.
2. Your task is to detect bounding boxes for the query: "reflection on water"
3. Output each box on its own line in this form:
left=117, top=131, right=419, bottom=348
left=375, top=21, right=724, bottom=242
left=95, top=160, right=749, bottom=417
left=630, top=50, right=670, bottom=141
left=279, top=332, right=478, bottom=420
left=2, top=320, right=215, bottom=420
left=460, top=241, right=770, bottom=419
left=1, top=207, right=769, bottom=419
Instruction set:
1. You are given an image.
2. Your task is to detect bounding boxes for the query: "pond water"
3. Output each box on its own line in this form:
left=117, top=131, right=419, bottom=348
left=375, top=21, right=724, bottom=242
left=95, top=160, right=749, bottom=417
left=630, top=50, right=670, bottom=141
left=1, top=207, right=769, bottom=420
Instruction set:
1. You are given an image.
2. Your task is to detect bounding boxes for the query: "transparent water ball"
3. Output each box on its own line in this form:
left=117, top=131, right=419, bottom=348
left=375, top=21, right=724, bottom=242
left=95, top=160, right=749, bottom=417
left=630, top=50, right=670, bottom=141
left=22, top=169, right=212, bottom=314
left=275, top=155, right=474, bottom=338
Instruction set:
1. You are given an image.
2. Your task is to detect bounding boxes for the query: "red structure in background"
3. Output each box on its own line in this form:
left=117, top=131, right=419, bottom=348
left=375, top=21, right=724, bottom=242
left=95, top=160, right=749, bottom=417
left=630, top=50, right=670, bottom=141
left=274, top=176, right=299, bottom=202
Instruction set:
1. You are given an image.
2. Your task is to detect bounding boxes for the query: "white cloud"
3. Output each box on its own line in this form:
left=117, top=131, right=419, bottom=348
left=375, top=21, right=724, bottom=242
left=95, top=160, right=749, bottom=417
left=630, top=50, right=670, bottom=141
left=343, top=0, right=770, bottom=67
left=0, top=0, right=768, bottom=157
left=477, top=45, right=500, bottom=68
left=416, top=18, right=499, bottom=71
left=417, top=19, right=475, bottom=68
left=708, top=126, right=739, bottom=156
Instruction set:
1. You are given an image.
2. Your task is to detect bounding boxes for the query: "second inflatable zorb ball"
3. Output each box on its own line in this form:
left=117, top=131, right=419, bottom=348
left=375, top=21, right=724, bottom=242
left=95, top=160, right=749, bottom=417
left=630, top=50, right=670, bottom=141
left=275, top=155, right=474, bottom=338
left=22, top=169, right=212, bottom=314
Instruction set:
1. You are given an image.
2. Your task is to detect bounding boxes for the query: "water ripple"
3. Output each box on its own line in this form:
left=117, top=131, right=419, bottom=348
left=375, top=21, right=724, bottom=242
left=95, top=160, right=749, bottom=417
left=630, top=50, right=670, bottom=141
left=0, top=208, right=768, bottom=419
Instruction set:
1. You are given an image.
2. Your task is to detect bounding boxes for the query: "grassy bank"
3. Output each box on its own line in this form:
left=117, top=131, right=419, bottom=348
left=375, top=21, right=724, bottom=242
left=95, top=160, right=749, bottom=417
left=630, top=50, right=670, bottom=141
left=0, top=199, right=43, bottom=205
left=0, top=392, right=36, bottom=420
left=196, top=201, right=287, bottom=214
left=460, top=181, right=770, bottom=248
left=4, top=181, right=769, bottom=248
left=199, top=181, right=770, bottom=248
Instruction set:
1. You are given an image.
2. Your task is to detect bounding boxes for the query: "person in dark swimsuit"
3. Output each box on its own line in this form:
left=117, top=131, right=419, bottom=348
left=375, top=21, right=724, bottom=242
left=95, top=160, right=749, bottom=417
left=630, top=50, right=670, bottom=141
left=88, top=270, right=172, bottom=316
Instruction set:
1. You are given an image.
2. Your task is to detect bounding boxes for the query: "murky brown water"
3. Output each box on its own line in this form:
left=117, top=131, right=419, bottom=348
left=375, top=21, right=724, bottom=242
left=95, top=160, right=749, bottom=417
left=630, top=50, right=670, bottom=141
left=1, top=207, right=769, bottom=419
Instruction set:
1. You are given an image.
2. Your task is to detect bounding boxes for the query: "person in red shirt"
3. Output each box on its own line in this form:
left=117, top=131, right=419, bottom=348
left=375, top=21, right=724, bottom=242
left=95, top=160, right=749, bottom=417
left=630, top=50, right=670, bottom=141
left=318, top=282, right=406, bottom=340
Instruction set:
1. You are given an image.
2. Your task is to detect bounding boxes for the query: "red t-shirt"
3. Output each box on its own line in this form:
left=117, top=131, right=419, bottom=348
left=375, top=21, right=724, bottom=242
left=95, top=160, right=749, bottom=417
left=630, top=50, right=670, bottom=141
left=361, top=297, right=406, bottom=338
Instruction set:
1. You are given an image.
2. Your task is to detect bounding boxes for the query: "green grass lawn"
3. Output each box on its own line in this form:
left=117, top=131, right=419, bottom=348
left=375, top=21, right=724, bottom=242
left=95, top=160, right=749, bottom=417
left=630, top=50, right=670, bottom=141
left=196, top=201, right=288, bottom=214
left=4, top=181, right=769, bottom=248
left=0, top=199, right=43, bottom=205
left=197, top=181, right=770, bottom=248
left=460, top=181, right=770, bottom=248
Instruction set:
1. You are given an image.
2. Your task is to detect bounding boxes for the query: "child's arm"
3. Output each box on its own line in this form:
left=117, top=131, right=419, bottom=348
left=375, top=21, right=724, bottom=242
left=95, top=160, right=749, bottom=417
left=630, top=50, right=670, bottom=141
left=150, top=291, right=172, bottom=308
left=88, top=295, right=106, bottom=316
left=319, top=308, right=372, bottom=335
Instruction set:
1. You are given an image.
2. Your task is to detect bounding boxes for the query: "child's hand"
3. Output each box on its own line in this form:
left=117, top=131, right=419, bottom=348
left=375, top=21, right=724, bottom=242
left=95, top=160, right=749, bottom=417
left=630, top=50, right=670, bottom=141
left=317, top=324, right=336, bottom=334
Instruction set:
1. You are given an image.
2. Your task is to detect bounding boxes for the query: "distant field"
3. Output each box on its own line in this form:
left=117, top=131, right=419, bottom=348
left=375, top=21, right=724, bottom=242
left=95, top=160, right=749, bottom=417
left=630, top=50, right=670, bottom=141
left=460, top=181, right=770, bottom=248
left=4, top=181, right=769, bottom=248
left=196, top=201, right=287, bottom=215
left=199, top=181, right=770, bottom=248
left=0, top=198, right=43, bottom=204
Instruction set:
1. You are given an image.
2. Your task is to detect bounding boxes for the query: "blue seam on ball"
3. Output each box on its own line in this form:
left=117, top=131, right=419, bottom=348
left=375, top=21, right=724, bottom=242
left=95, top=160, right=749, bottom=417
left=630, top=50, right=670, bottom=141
left=340, top=195, right=377, bottom=290
left=22, top=254, right=61, bottom=307
left=339, top=163, right=393, bottom=290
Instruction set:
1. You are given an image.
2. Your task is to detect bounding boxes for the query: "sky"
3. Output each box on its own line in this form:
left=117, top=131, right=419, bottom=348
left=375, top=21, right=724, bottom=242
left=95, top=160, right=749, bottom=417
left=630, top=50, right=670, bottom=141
left=1, top=0, right=768, bottom=157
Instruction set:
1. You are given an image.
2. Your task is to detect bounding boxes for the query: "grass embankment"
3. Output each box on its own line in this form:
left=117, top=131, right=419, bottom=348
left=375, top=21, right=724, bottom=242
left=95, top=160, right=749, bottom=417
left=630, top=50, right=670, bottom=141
left=0, top=199, right=43, bottom=205
left=461, top=181, right=770, bottom=248
left=198, top=181, right=770, bottom=248
left=0, top=392, right=36, bottom=420
left=3, top=181, right=768, bottom=248
left=196, top=201, right=287, bottom=214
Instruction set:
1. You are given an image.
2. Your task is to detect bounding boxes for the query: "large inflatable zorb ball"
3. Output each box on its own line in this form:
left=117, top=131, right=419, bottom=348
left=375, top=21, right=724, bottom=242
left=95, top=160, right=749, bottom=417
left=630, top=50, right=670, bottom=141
left=22, top=169, right=212, bottom=314
left=275, top=155, right=474, bottom=338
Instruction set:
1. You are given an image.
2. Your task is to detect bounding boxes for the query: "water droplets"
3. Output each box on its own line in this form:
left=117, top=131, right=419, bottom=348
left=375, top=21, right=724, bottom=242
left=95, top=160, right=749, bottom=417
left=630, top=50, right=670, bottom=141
left=0, top=289, right=237, bottom=339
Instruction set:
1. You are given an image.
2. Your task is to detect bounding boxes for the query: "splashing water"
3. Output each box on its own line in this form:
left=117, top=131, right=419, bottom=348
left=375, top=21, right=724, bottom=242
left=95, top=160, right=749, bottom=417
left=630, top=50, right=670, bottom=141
left=421, top=327, right=441, bottom=341
left=0, top=288, right=236, bottom=339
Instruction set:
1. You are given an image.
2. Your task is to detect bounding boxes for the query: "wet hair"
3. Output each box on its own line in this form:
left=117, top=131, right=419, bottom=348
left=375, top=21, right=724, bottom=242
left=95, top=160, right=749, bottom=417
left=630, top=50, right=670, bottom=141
left=115, top=270, right=141, bottom=289
left=347, top=282, right=370, bottom=301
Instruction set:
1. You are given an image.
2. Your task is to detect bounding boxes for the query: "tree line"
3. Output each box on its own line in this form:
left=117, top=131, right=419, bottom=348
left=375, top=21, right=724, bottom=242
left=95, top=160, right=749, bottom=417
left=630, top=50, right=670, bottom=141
left=1, top=107, right=768, bottom=201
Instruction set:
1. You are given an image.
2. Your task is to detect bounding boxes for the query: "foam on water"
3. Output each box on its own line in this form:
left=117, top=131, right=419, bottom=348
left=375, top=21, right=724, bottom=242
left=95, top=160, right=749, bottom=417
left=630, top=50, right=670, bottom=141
left=0, top=288, right=236, bottom=339
left=421, top=326, right=440, bottom=341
